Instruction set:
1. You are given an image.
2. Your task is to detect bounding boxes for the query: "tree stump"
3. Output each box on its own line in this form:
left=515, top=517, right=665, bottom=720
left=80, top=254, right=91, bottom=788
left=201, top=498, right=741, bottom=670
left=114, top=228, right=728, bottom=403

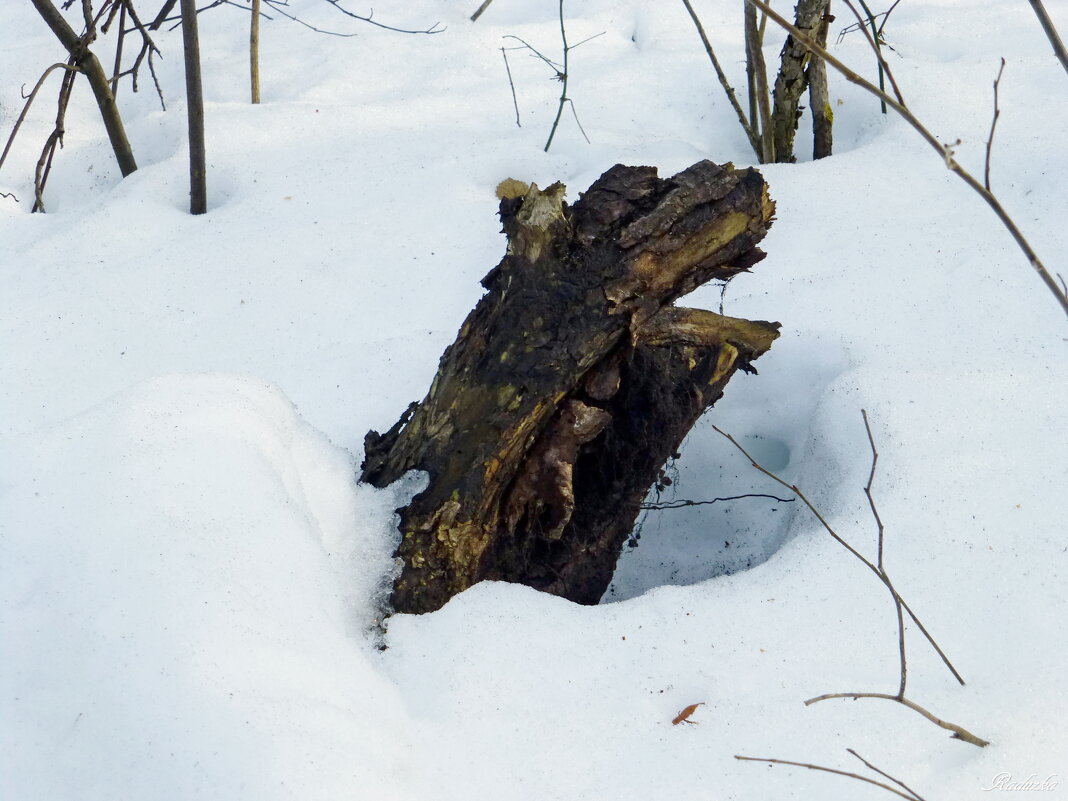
left=361, top=160, right=779, bottom=614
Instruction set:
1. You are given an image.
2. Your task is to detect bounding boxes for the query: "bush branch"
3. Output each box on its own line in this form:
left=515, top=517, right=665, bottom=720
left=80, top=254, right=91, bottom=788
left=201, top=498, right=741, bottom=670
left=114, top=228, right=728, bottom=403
left=805, top=692, right=990, bottom=747
left=745, top=0, right=1068, bottom=318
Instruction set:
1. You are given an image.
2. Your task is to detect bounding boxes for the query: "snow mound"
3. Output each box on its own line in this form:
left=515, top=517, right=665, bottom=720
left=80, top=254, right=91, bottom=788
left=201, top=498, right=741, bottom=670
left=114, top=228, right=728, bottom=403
left=0, top=374, right=410, bottom=801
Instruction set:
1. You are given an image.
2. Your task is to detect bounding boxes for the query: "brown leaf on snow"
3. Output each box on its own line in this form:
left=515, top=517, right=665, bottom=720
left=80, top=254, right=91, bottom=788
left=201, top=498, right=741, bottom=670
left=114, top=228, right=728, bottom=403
left=672, top=702, right=705, bottom=725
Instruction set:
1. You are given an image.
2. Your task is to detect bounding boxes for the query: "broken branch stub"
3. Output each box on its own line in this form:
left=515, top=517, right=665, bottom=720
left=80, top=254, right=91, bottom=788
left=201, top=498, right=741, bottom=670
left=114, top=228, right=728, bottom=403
left=361, top=160, right=779, bottom=614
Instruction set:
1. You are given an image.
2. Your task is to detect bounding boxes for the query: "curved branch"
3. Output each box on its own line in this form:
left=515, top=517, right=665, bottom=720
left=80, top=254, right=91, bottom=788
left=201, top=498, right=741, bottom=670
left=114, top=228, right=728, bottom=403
left=804, top=692, right=990, bottom=747
left=0, top=62, right=81, bottom=175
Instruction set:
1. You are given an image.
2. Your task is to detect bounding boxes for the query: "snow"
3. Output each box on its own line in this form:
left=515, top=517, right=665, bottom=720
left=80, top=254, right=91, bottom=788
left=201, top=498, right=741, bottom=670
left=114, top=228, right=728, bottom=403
left=2, top=1, right=1066, bottom=799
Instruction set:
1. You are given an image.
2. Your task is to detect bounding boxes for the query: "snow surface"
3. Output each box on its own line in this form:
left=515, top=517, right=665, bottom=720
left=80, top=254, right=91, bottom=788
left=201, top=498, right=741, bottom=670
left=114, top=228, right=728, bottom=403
left=2, top=1, right=1066, bottom=799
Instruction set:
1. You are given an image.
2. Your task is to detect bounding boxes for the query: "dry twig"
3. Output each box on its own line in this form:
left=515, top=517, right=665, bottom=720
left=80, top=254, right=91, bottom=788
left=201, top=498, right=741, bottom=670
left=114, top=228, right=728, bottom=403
left=735, top=753, right=926, bottom=800
left=744, top=0, right=1068, bottom=317
left=680, top=0, right=763, bottom=159
left=984, top=58, right=1005, bottom=191
left=1028, top=0, right=1068, bottom=78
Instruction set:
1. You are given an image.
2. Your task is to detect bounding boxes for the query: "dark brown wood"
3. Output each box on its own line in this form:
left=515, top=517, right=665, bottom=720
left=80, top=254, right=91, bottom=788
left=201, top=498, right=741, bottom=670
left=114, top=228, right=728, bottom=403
left=180, top=0, right=207, bottom=214
left=29, top=0, right=138, bottom=177
left=362, top=160, right=779, bottom=614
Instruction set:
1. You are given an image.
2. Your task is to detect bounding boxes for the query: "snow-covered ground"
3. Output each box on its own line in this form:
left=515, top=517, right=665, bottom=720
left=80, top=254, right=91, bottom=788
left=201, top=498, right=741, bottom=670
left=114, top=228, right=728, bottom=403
left=2, top=1, right=1066, bottom=799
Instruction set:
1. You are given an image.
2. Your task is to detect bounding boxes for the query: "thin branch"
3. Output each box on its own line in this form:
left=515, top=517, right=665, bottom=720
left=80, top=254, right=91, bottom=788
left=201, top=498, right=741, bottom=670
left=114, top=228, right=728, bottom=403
left=805, top=692, right=990, bottom=747
left=877, top=0, right=903, bottom=37
left=0, top=63, right=81, bottom=176
left=109, top=0, right=127, bottom=95
left=33, top=60, right=78, bottom=212
left=470, top=0, right=494, bottom=22
left=856, top=0, right=888, bottom=112
left=0, top=191, right=19, bottom=203
left=149, top=0, right=179, bottom=29
left=847, top=749, right=928, bottom=801
left=859, top=410, right=906, bottom=697
left=862, top=410, right=885, bottom=569
left=1028, top=0, right=1068, bottom=78
left=712, top=423, right=965, bottom=685
left=501, top=47, right=521, bottom=127
left=318, top=0, right=443, bottom=35
left=680, top=0, right=763, bottom=159
left=734, top=755, right=923, bottom=800
left=845, top=0, right=905, bottom=106
left=565, top=98, right=589, bottom=143
left=642, top=493, right=794, bottom=510
left=502, top=36, right=563, bottom=71
left=745, top=0, right=1068, bottom=318
left=744, top=1, right=774, bottom=162
left=984, top=58, right=1005, bottom=191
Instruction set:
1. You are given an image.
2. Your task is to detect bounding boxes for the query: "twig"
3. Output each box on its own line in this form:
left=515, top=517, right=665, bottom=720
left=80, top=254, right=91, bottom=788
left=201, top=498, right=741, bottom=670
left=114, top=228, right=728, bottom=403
left=564, top=98, right=589, bottom=144
left=0, top=191, right=18, bottom=203
left=859, top=410, right=906, bottom=697
left=541, top=1, right=599, bottom=151
left=734, top=755, right=924, bottom=800
left=317, top=0, right=443, bottom=35
left=0, top=63, right=81, bottom=177
left=470, top=0, right=495, bottom=22
left=712, top=422, right=965, bottom=686
left=805, top=692, right=990, bottom=747
left=744, top=0, right=1068, bottom=318
left=501, top=47, right=521, bottom=126
left=109, top=0, right=127, bottom=95
left=842, top=0, right=904, bottom=105
left=681, top=0, right=763, bottom=160
left=1028, top=0, right=1068, bottom=78
left=186, top=0, right=447, bottom=38
left=33, top=60, right=78, bottom=212
left=641, top=493, right=794, bottom=510
left=544, top=0, right=570, bottom=151
left=847, top=749, right=928, bottom=801
left=855, top=0, right=894, bottom=112
left=984, top=58, right=1005, bottom=191
left=502, top=36, right=562, bottom=71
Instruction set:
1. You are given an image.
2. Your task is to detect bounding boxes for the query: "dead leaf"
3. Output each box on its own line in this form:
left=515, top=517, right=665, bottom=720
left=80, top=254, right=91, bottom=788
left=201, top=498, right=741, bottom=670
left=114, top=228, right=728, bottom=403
left=672, top=702, right=705, bottom=725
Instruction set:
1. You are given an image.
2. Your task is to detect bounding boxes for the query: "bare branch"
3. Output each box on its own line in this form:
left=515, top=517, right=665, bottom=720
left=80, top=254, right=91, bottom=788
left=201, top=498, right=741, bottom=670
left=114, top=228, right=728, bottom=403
left=470, top=0, right=494, bottom=22
left=745, top=0, right=1068, bottom=318
left=805, top=692, right=990, bottom=747
left=642, top=493, right=794, bottom=510
left=984, top=58, right=1005, bottom=191
left=712, top=423, right=965, bottom=685
left=734, top=755, right=924, bottom=800
left=680, top=0, right=763, bottom=159
left=1028, top=0, right=1068, bottom=78
left=501, top=47, right=521, bottom=127
left=847, top=749, right=928, bottom=801
left=0, top=63, right=81, bottom=176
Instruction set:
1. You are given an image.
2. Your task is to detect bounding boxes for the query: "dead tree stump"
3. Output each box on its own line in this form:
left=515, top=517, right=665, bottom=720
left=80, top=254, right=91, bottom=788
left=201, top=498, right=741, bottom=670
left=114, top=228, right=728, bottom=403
left=361, top=160, right=779, bottom=614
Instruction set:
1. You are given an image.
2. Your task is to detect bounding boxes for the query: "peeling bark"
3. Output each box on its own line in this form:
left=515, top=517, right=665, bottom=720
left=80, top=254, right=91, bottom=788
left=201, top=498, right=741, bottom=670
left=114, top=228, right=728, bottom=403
left=362, top=160, right=779, bottom=614
left=770, top=0, right=831, bottom=163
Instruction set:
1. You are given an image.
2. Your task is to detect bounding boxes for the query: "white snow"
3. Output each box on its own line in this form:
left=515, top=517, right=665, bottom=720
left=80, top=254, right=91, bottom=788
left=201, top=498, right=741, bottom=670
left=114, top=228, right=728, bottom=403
left=2, top=1, right=1066, bottom=799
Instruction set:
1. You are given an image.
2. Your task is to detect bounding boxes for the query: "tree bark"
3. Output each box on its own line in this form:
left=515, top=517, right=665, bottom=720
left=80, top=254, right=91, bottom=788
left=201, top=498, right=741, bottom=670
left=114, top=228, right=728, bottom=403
left=361, top=160, right=779, bottom=614
left=769, top=0, right=830, bottom=162
left=250, top=0, right=261, bottom=103
left=180, top=0, right=207, bottom=214
left=808, top=3, right=833, bottom=159
left=29, top=0, right=138, bottom=177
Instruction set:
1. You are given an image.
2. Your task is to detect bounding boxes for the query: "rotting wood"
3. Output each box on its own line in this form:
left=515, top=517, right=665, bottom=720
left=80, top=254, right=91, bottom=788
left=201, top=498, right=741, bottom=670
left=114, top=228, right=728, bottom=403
left=361, top=160, right=779, bottom=614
